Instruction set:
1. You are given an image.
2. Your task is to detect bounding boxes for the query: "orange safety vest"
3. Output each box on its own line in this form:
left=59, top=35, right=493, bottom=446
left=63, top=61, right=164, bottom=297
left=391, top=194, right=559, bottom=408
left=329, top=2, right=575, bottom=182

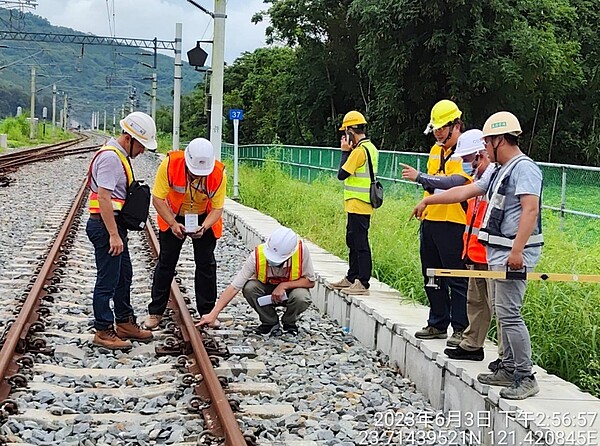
left=156, top=151, right=224, bottom=238
left=255, top=240, right=303, bottom=285
left=88, top=146, right=133, bottom=214
left=462, top=196, right=488, bottom=265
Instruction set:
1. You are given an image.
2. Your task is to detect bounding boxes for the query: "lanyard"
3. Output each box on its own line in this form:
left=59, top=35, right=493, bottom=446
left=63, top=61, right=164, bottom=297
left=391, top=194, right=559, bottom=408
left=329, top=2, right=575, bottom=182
left=187, top=177, right=205, bottom=210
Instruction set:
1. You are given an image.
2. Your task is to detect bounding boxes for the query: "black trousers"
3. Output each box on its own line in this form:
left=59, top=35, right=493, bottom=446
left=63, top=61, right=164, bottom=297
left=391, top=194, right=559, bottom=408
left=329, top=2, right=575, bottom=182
left=346, top=212, right=372, bottom=288
left=420, top=220, right=468, bottom=331
left=149, top=214, right=217, bottom=316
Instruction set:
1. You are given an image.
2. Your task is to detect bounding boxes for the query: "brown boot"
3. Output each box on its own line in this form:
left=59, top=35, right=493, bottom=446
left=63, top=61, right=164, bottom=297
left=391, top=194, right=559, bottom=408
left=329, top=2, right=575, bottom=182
left=115, top=317, right=153, bottom=342
left=93, top=327, right=132, bottom=350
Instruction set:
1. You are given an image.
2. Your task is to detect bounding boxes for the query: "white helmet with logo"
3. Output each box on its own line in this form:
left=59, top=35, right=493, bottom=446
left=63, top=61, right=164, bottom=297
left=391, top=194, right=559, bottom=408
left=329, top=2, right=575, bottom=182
left=119, top=111, right=157, bottom=150
left=455, top=129, right=486, bottom=157
left=185, top=138, right=215, bottom=176
left=263, top=227, right=298, bottom=264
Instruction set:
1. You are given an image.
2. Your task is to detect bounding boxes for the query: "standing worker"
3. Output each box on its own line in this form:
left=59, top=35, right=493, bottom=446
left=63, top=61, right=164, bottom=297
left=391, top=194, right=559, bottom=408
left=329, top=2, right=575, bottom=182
left=145, top=138, right=226, bottom=329
left=412, top=112, right=543, bottom=400
left=401, top=100, right=470, bottom=346
left=416, top=129, right=503, bottom=364
left=330, top=111, right=379, bottom=295
left=197, top=227, right=315, bottom=336
left=87, top=111, right=157, bottom=349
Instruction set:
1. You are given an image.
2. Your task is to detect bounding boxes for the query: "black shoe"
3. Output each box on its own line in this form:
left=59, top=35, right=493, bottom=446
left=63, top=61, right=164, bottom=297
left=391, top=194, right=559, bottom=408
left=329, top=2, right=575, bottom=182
left=255, top=323, right=281, bottom=336
left=444, top=346, right=484, bottom=361
left=488, top=358, right=502, bottom=372
left=282, top=323, right=299, bottom=336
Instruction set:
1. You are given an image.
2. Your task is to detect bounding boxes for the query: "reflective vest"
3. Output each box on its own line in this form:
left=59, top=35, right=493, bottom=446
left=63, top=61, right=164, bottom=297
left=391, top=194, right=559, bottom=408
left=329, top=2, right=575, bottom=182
left=255, top=240, right=303, bottom=284
left=343, top=139, right=378, bottom=204
left=156, top=151, right=224, bottom=238
left=88, top=146, right=133, bottom=214
left=478, top=156, right=544, bottom=249
left=463, top=196, right=488, bottom=264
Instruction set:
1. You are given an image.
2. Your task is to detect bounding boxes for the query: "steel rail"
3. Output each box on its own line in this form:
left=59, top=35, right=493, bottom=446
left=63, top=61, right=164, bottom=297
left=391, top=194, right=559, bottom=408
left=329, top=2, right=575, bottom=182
left=0, top=178, right=88, bottom=401
left=0, top=135, right=101, bottom=170
left=144, top=225, right=246, bottom=445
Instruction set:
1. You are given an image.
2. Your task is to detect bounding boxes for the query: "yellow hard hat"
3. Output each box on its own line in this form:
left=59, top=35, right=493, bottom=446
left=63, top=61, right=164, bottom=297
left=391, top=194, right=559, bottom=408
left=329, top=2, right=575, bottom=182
left=424, top=100, right=462, bottom=134
left=482, top=111, right=522, bottom=137
left=339, top=110, right=367, bottom=131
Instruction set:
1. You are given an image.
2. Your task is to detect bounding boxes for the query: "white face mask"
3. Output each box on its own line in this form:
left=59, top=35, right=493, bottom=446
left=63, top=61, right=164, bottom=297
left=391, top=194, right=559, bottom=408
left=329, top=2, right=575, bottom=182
left=462, top=162, right=474, bottom=175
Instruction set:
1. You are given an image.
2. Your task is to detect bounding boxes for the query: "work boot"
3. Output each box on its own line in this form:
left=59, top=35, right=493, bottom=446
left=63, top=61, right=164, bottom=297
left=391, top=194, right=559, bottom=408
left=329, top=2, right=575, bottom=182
left=115, top=317, right=153, bottom=342
left=144, top=314, right=163, bottom=329
left=477, top=366, right=514, bottom=387
left=500, top=375, right=539, bottom=400
left=93, top=327, right=132, bottom=350
left=415, top=326, right=447, bottom=339
left=255, top=323, right=281, bottom=336
left=329, top=277, right=353, bottom=289
left=342, top=279, right=369, bottom=295
left=446, top=329, right=464, bottom=347
left=444, top=346, right=484, bottom=361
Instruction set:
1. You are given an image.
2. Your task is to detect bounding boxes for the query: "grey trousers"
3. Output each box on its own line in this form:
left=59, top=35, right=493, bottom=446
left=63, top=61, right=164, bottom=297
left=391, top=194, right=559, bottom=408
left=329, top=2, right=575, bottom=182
left=491, top=265, right=532, bottom=377
left=242, top=279, right=311, bottom=326
left=460, top=263, right=503, bottom=357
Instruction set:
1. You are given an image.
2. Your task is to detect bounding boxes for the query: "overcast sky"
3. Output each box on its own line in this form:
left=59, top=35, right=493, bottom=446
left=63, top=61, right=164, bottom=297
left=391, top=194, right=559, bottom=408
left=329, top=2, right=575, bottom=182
left=33, top=0, right=269, bottom=64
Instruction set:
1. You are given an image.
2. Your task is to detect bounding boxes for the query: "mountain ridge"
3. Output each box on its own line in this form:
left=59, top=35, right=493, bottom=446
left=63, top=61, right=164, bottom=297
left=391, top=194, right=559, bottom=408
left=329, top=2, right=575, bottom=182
left=0, top=8, right=200, bottom=126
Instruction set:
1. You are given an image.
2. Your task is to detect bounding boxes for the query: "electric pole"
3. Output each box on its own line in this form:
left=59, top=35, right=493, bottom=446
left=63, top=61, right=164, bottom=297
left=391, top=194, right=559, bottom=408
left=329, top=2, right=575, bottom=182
left=51, top=84, right=56, bottom=137
left=29, top=65, right=36, bottom=139
left=210, top=0, right=226, bottom=160
left=151, top=72, right=157, bottom=122
left=172, top=23, right=182, bottom=151
left=62, top=94, right=68, bottom=131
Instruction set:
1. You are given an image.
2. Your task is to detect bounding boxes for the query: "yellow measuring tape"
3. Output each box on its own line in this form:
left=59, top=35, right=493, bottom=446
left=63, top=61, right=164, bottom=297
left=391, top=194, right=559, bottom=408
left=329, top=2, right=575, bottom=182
left=426, top=268, right=600, bottom=288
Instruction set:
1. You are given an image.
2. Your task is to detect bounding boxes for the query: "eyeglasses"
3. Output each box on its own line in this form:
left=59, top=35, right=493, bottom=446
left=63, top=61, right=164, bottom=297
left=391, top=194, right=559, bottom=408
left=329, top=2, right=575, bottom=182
left=461, top=153, right=477, bottom=163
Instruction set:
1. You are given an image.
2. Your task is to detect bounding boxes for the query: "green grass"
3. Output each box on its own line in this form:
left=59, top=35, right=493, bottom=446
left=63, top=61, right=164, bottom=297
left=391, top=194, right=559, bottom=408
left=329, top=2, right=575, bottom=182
left=226, top=158, right=600, bottom=397
left=0, top=115, right=73, bottom=150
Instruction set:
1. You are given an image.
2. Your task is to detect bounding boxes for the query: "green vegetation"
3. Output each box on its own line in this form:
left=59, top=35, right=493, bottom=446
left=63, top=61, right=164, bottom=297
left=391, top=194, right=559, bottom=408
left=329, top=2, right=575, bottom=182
left=163, top=0, right=600, bottom=166
left=226, top=158, right=600, bottom=397
left=0, top=114, right=73, bottom=150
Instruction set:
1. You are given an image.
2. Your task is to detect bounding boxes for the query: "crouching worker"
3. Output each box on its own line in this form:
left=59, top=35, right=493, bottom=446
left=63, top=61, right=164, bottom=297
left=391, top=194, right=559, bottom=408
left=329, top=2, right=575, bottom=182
left=197, top=227, right=315, bottom=336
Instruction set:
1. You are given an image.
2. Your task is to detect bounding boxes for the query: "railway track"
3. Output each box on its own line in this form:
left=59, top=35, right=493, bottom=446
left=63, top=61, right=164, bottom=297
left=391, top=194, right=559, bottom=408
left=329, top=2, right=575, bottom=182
left=0, top=177, right=251, bottom=445
left=0, top=133, right=101, bottom=172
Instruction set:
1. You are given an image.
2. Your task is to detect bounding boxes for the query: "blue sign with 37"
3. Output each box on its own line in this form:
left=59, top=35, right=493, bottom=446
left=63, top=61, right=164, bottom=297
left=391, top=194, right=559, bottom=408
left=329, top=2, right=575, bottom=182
left=229, top=109, right=244, bottom=120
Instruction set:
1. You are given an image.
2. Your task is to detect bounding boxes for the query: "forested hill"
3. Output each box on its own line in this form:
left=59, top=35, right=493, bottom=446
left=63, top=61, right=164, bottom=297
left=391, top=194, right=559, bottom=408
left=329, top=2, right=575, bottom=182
left=215, top=0, right=600, bottom=166
left=0, top=8, right=199, bottom=126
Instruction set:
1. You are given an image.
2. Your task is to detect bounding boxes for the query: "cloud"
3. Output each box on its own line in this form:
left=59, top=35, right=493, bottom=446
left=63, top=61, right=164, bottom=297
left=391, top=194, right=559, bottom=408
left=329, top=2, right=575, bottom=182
left=33, top=0, right=269, bottom=63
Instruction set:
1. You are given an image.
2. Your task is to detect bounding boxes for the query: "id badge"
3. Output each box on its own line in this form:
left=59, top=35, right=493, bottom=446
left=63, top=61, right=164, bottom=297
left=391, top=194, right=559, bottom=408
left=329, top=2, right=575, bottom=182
left=184, top=213, right=198, bottom=234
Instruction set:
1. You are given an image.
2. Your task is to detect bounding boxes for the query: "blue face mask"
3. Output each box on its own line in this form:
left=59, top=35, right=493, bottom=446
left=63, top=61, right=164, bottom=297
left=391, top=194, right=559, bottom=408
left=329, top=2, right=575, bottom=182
left=462, top=162, right=474, bottom=176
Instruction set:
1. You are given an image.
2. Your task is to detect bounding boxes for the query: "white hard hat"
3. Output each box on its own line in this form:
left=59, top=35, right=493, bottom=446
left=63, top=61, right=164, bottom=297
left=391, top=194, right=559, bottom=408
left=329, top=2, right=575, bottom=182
left=120, top=111, right=157, bottom=150
left=185, top=138, right=215, bottom=176
left=455, top=129, right=486, bottom=157
left=263, top=227, right=298, bottom=264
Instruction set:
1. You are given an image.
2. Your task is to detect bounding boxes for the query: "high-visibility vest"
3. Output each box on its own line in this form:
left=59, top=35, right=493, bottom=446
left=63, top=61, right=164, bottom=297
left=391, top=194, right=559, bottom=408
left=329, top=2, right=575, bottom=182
left=343, top=139, right=378, bottom=204
left=156, top=151, right=224, bottom=238
left=479, top=156, right=544, bottom=249
left=462, top=196, right=488, bottom=264
left=255, top=240, right=303, bottom=284
left=88, top=146, right=133, bottom=214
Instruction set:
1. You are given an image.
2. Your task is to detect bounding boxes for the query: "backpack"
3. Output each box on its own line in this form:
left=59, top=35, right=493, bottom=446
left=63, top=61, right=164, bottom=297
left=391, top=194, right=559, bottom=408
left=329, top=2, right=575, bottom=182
left=117, top=179, right=151, bottom=230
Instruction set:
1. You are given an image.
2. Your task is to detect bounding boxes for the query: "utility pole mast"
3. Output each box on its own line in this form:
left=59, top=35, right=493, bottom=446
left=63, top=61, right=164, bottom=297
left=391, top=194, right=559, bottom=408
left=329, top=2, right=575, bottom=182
left=62, top=94, right=68, bottom=131
left=151, top=72, right=157, bottom=122
left=103, top=110, right=107, bottom=132
left=51, top=84, right=56, bottom=137
left=209, top=0, right=226, bottom=160
left=172, top=23, right=182, bottom=151
left=29, top=65, right=36, bottom=139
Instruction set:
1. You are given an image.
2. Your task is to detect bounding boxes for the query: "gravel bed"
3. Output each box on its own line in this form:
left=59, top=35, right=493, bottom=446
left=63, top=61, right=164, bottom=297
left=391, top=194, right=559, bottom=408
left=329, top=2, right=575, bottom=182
left=0, top=144, right=479, bottom=445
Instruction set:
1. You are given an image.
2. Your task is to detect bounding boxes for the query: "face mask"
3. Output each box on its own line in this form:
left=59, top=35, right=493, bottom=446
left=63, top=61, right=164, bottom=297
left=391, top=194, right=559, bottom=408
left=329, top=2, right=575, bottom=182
left=462, top=162, right=474, bottom=175
left=268, top=260, right=285, bottom=268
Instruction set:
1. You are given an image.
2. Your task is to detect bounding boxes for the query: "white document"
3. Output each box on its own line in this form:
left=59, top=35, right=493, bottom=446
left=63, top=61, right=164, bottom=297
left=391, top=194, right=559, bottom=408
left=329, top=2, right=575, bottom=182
left=184, top=214, right=198, bottom=233
left=257, top=292, right=288, bottom=306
